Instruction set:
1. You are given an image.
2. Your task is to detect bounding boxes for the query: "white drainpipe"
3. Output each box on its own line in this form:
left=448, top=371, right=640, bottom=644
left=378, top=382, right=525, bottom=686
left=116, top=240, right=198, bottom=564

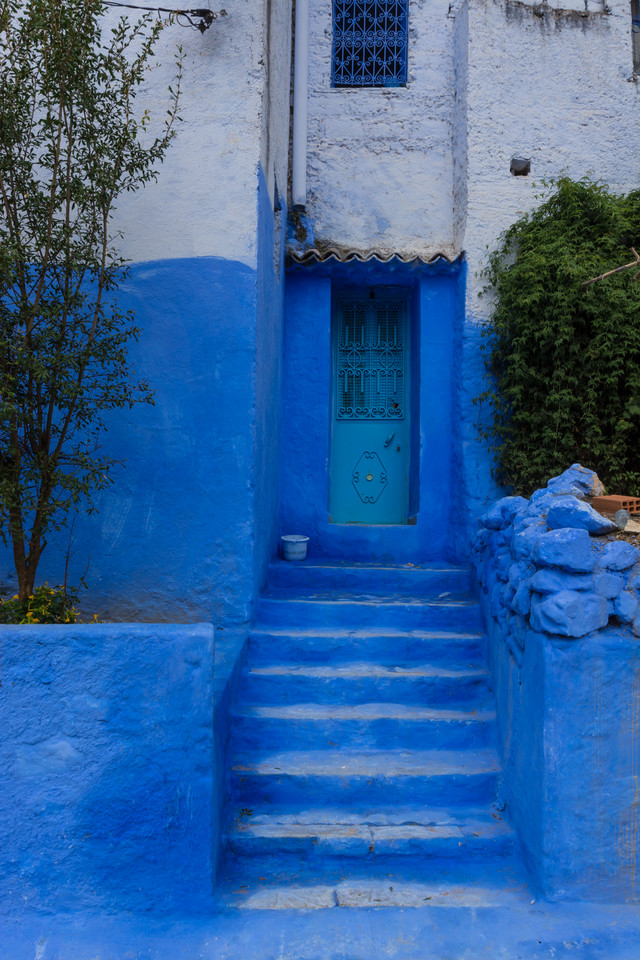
left=292, top=0, right=309, bottom=208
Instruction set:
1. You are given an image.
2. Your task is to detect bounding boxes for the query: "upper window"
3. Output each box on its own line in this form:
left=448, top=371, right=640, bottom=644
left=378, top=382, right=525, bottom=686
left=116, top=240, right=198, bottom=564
left=332, top=0, right=408, bottom=88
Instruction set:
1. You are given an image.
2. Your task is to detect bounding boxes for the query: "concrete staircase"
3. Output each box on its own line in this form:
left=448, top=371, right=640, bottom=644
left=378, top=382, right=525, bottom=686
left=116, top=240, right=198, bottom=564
left=220, top=562, right=526, bottom=909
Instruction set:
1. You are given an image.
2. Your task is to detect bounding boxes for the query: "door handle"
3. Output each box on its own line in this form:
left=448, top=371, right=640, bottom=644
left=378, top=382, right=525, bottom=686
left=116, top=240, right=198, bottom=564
left=384, top=432, right=395, bottom=448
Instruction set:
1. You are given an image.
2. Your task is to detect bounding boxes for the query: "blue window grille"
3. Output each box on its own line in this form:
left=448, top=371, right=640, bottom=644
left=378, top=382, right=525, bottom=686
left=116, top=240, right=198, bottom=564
left=335, top=295, right=407, bottom=419
left=332, top=0, right=408, bottom=88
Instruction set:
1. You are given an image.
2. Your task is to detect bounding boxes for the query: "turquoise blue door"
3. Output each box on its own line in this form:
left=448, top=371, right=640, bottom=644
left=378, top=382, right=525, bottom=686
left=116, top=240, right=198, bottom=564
left=330, top=290, right=410, bottom=524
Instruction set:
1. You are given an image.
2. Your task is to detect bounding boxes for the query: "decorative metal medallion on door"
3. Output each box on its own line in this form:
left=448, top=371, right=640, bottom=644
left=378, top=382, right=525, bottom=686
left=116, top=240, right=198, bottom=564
left=330, top=290, right=409, bottom=524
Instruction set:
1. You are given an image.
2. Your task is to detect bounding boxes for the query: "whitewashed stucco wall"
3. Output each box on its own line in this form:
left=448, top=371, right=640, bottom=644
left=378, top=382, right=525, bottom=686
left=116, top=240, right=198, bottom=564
left=464, top=0, right=640, bottom=317
left=305, top=0, right=461, bottom=258
left=108, top=0, right=282, bottom=269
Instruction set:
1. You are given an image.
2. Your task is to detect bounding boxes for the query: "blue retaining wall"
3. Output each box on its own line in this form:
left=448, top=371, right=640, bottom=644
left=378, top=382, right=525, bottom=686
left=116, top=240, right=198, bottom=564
left=473, top=465, right=640, bottom=901
left=281, top=258, right=462, bottom=562
left=0, top=623, right=216, bottom=915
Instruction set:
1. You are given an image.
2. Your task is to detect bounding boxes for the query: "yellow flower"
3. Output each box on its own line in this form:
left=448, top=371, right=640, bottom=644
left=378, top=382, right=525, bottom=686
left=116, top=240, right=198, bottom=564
left=12, top=595, right=18, bottom=600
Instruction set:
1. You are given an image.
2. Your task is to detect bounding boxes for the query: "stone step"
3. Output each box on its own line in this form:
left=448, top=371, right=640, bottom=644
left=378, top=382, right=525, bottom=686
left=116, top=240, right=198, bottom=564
left=228, top=748, right=501, bottom=806
left=247, top=627, right=486, bottom=665
left=222, top=878, right=526, bottom=910
left=241, top=662, right=491, bottom=706
left=256, top=597, right=483, bottom=631
left=267, top=560, right=474, bottom=595
left=220, top=561, right=514, bottom=912
left=230, top=702, right=496, bottom=751
left=224, top=805, right=514, bottom=860
left=218, top=856, right=527, bottom=910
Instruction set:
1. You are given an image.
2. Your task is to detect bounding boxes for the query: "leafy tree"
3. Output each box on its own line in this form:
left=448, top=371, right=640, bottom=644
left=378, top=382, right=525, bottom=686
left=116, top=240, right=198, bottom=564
left=480, top=178, right=640, bottom=497
left=0, top=0, right=181, bottom=598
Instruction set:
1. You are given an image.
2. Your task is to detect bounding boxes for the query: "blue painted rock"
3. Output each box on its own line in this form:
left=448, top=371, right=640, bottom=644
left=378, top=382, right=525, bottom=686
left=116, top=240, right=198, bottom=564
left=599, top=540, right=640, bottom=572
left=532, top=528, right=594, bottom=573
left=530, top=589, right=608, bottom=637
left=545, top=496, right=617, bottom=535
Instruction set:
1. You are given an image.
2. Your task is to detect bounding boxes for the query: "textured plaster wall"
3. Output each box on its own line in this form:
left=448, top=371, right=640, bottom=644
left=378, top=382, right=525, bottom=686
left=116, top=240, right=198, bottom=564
left=473, top=467, right=640, bottom=901
left=302, top=0, right=460, bottom=259
left=0, top=3, right=292, bottom=621
left=0, top=624, right=216, bottom=915
left=452, top=0, right=469, bottom=252
left=465, top=0, right=640, bottom=311
left=106, top=2, right=264, bottom=268
left=3, top=258, right=259, bottom=623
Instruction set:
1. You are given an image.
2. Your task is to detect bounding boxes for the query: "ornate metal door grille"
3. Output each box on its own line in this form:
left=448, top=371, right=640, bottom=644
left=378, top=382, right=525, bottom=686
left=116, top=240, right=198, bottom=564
left=335, top=297, right=406, bottom=419
left=332, top=0, right=408, bottom=87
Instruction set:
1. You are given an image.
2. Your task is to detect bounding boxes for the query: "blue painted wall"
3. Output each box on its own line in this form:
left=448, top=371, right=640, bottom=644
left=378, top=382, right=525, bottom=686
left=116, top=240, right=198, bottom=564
left=0, top=624, right=215, bottom=915
left=0, top=257, right=258, bottom=622
left=281, top=259, right=463, bottom=562
left=0, top=166, right=285, bottom=624
left=473, top=468, right=640, bottom=901
left=451, top=269, right=504, bottom=557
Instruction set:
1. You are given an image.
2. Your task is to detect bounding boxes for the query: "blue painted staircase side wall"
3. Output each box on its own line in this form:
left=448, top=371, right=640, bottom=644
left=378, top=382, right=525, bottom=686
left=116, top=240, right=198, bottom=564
left=0, top=624, right=216, bottom=917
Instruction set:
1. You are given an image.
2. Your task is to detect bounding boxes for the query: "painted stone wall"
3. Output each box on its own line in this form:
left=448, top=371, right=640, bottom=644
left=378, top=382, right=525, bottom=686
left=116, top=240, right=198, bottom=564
left=0, top=624, right=216, bottom=915
left=473, top=465, right=640, bottom=901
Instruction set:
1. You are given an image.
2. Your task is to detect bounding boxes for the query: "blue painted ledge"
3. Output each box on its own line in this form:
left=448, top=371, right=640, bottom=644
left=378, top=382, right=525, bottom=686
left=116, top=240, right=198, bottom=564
left=472, top=465, right=640, bottom=902
left=0, top=622, right=248, bottom=917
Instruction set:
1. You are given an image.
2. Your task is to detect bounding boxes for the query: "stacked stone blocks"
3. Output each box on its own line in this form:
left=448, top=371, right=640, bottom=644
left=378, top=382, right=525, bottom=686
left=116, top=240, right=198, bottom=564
left=473, top=464, right=640, bottom=649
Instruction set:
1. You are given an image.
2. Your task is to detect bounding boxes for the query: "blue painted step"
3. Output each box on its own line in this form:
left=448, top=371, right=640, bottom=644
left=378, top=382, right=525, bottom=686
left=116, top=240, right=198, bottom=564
left=219, top=852, right=527, bottom=910
left=221, top=560, right=522, bottom=909
left=247, top=627, right=486, bottom=665
left=229, top=748, right=501, bottom=806
left=225, top=805, right=513, bottom=862
left=256, top=597, right=483, bottom=631
left=267, top=560, right=473, bottom=595
left=230, top=702, right=496, bottom=751
left=241, top=661, right=491, bottom=706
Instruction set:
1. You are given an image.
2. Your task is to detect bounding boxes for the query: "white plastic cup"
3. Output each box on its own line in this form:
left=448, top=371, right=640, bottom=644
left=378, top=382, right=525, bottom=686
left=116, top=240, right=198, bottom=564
left=281, top=535, right=309, bottom=561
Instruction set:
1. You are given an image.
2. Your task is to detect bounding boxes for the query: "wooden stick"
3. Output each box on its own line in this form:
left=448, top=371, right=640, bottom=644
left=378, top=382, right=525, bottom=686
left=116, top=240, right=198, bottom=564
left=583, top=247, right=640, bottom=286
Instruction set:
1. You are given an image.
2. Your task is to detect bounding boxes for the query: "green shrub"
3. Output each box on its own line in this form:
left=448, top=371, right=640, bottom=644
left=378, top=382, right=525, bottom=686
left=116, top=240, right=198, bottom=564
left=480, top=178, right=640, bottom=496
left=0, top=583, right=81, bottom=623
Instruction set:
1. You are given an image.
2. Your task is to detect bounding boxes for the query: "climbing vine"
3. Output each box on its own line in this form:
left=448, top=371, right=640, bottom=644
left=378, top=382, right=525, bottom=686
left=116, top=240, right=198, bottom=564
left=480, top=178, right=640, bottom=497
